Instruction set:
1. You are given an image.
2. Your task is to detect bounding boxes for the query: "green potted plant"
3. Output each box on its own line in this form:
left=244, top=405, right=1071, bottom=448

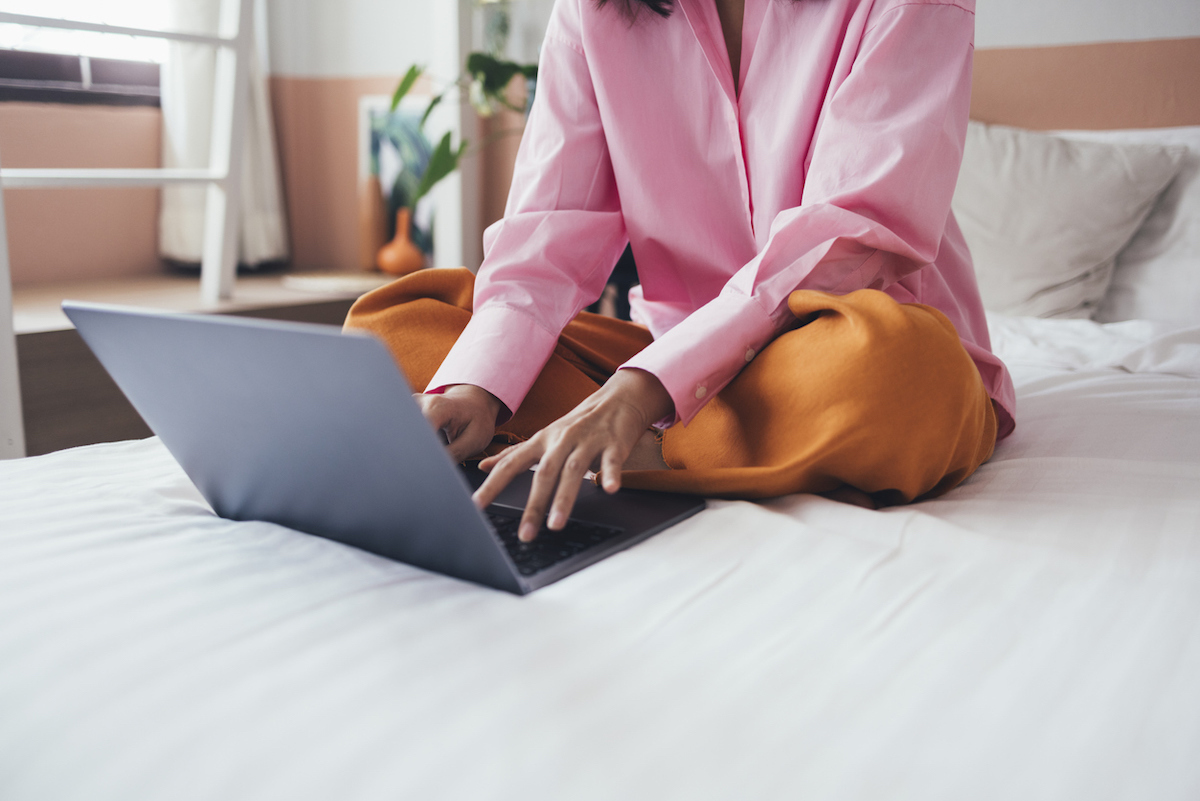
left=374, top=55, right=538, bottom=276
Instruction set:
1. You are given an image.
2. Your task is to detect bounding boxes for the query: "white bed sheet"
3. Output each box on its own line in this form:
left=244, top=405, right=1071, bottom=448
left=2, top=315, right=1199, bottom=801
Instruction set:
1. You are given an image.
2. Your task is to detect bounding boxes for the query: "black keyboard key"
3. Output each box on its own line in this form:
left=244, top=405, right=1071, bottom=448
left=486, top=509, right=624, bottom=576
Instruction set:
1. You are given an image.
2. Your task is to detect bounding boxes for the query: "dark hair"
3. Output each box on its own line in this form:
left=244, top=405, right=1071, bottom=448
left=597, top=0, right=801, bottom=20
left=596, top=0, right=673, bottom=18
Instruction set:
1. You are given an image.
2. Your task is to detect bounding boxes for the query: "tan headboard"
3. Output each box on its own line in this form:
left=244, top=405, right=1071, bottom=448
left=970, top=37, right=1200, bottom=131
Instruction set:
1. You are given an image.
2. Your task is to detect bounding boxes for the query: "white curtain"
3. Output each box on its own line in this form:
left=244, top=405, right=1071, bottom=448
left=158, top=0, right=288, bottom=266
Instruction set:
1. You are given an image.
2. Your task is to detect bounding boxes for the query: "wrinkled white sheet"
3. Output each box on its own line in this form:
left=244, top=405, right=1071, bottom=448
left=988, top=312, right=1200, bottom=379
left=1, top=317, right=1198, bottom=801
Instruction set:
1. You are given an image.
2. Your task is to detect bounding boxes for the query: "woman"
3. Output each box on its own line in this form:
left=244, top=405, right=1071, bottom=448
left=347, top=0, right=1015, bottom=544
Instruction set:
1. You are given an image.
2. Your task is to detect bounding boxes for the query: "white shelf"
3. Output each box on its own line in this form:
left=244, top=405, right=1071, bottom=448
left=0, top=169, right=222, bottom=189
left=0, top=0, right=255, bottom=458
left=13, top=272, right=391, bottom=335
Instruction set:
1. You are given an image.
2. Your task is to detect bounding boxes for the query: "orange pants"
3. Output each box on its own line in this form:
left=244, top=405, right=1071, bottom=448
left=345, top=268, right=997, bottom=504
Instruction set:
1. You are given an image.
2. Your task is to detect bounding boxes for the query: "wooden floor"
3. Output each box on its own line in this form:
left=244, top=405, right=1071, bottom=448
left=14, top=273, right=387, bottom=456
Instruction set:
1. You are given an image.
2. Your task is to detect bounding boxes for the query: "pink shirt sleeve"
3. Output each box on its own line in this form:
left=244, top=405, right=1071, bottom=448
left=623, top=1, right=978, bottom=423
left=426, top=3, right=626, bottom=420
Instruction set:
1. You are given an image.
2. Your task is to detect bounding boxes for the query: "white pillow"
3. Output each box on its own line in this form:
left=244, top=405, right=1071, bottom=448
left=952, top=121, right=1185, bottom=319
left=1057, top=127, right=1200, bottom=325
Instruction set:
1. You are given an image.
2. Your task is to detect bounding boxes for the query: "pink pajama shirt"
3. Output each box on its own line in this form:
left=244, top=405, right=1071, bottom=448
left=428, top=0, right=1016, bottom=437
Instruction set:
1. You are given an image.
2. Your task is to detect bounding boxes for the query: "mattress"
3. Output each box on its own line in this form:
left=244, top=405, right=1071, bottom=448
left=1, top=314, right=1198, bottom=801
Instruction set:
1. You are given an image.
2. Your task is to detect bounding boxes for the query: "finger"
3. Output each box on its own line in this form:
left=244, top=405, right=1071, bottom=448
left=599, top=442, right=629, bottom=494
left=519, top=444, right=570, bottom=542
left=446, top=435, right=472, bottom=464
left=446, top=418, right=489, bottom=463
left=547, top=446, right=594, bottom=530
left=478, top=449, right=507, bottom=472
left=419, top=395, right=453, bottom=434
left=474, top=441, right=542, bottom=510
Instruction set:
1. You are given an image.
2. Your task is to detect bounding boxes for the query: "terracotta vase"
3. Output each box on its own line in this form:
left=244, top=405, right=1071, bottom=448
left=376, top=207, right=425, bottom=277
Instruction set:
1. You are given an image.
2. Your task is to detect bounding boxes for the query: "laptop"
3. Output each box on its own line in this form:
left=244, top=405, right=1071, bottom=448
left=62, top=301, right=705, bottom=595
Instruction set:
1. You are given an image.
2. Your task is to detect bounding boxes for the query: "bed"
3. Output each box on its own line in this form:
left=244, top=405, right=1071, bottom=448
left=3, top=97, right=1200, bottom=801
left=2, top=310, right=1199, bottom=799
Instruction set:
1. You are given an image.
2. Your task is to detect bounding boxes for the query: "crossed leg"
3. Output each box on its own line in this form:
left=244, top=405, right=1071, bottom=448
left=345, top=269, right=997, bottom=505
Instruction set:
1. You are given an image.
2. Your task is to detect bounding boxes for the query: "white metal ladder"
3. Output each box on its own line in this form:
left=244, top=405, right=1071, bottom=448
left=0, top=0, right=253, bottom=459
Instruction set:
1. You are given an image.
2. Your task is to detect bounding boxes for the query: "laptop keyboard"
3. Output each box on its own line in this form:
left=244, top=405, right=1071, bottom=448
left=487, top=509, right=625, bottom=576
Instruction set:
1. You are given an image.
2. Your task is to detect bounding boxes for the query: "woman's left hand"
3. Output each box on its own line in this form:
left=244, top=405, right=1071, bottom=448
left=473, top=368, right=674, bottom=542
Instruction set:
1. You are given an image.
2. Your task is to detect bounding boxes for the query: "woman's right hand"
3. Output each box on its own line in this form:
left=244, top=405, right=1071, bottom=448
left=415, top=384, right=503, bottom=463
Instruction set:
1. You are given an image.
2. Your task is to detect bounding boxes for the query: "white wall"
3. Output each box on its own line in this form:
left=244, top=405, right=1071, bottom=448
left=479, top=0, right=555, bottom=63
left=265, top=0, right=435, bottom=77
left=976, top=0, right=1200, bottom=48
left=265, top=0, right=479, bottom=270
left=267, top=0, right=1200, bottom=71
left=267, top=0, right=556, bottom=77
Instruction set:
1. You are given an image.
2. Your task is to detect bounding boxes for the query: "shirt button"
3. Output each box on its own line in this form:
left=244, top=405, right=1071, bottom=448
left=695, top=386, right=707, bottom=400
left=744, top=348, right=756, bottom=362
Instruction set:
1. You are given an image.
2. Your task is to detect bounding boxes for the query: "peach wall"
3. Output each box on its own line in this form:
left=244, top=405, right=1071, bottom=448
left=971, top=37, right=1200, bottom=131
left=0, top=102, right=162, bottom=287
left=270, top=74, right=523, bottom=273
left=269, top=75, right=397, bottom=273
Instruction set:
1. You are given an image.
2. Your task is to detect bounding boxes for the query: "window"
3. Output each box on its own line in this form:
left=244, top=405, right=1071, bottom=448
left=0, top=1, right=169, bottom=63
left=0, top=50, right=158, bottom=106
left=0, top=0, right=169, bottom=105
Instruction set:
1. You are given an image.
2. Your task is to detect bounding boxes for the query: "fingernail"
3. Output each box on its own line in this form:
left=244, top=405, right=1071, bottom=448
left=548, top=510, right=565, bottom=529
left=519, top=523, right=537, bottom=542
